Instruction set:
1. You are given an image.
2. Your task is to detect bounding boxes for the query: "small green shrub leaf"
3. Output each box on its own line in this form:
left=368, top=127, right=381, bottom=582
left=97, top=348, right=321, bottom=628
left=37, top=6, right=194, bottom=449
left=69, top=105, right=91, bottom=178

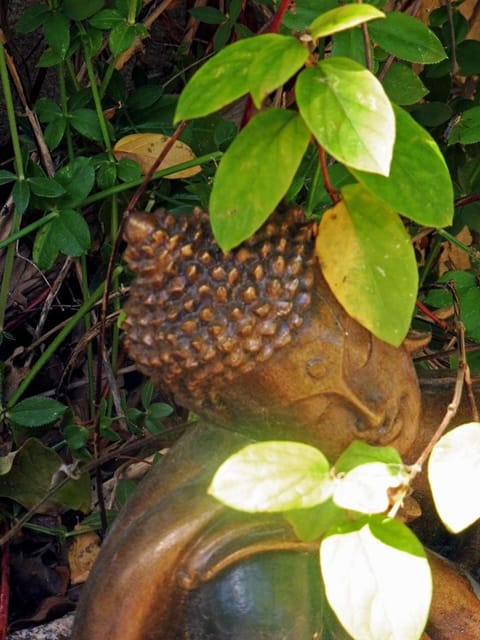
left=33, top=221, right=59, bottom=269
left=334, top=441, right=403, bottom=473
left=428, top=422, right=480, bottom=533
left=37, top=49, right=64, bottom=68
left=351, top=105, right=453, bottom=227
left=63, top=0, right=104, bottom=20
left=316, top=183, right=417, bottom=346
left=382, top=62, right=429, bottom=105
left=208, top=441, right=332, bottom=512
left=175, top=34, right=308, bottom=121
left=70, top=108, right=104, bottom=142
left=29, top=177, right=66, bottom=198
left=12, top=179, right=30, bottom=214
left=54, top=209, right=91, bottom=257
left=210, top=109, right=310, bottom=251
left=56, top=157, right=95, bottom=206
left=333, top=462, right=409, bottom=513
left=297, top=58, right=394, bottom=175
left=0, top=170, right=16, bottom=186
left=44, top=12, right=70, bottom=58
left=88, top=9, right=124, bottom=30
left=8, top=396, right=67, bottom=427
left=109, top=21, right=137, bottom=56
left=369, top=12, right=446, bottom=63
left=321, top=517, right=431, bottom=640
left=309, top=4, right=384, bottom=40
left=285, top=499, right=347, bottom=542
left=189, top=6, right=225, bottom=24
left=45, top=117, right=67, bottom=150
left=448, top=106, right=480, bottom=145
left=15, top=5, right=50, bottom=33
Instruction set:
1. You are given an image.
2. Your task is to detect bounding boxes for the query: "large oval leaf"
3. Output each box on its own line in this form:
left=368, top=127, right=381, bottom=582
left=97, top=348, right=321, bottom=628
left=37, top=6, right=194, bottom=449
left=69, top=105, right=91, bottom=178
left=316, top=183, right=417, bottom=346
left=296, top=58, right=394, bottom=175
left=428, top=422, right=480, bottom=533
left=210, top=109, right=310, bottom=251
left=175, top=34, right=308, bottom=121
left=350, top=105, right=453, bottom=227
left=321, top=517, right=431, bottom=640
left=309, top=4, right=384, bottom=40
left=369, top=12, right=446, bottom=64
left=208, top=441, right=332, bottom=512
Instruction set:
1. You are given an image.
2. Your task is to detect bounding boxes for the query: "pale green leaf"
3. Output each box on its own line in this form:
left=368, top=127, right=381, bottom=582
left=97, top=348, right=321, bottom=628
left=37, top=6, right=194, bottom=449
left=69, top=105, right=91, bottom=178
left=321, top=518, right=431, bottom=640
left=208, top=441, right=332, bottom=512
left=316, top=183, right=418, bottom=346
left=351, top=105, right=453, bottom=227
left=369, top=12, right=446, bottom=63
left=333, top=462, right=409, bottom=514
left=210, top=109, right=310, bottom=251
left=7, top=396, right=67, bottom=427
left=335, top=441, right=403, bottom=473
left=175, top=34, right=308, bottom=121
left=428, top=422, right=480, bottom=533
left=296, top=58, right=394, bottom=175
left=309, top=4, right=384, bottom=40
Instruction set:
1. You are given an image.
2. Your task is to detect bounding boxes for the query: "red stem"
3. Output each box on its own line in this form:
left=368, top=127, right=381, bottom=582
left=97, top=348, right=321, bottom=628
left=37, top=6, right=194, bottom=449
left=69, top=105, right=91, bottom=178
left=268, top=0, right=292, bottom=33
left=318, top=144, right=339, bottom=204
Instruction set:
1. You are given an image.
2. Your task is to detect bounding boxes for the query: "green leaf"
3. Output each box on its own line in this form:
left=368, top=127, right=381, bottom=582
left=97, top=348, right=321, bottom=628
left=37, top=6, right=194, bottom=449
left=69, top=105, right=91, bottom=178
left=44, top=12, right=70, bottom=58
left=332, top=28, right=369, bottom=66
left=37, top=49, right=64, bottom=68
left=53, top=209, right=91, bottom=257
left=33, top=220, right=60, bottom=269
left=89, top=8, right=124, bottom=29
left=109, top=21, right=136, bottom=56
left=35, top=98, right=61, bottom=123
left=15, top=5, right=50, bottom=33
left=208, top=441, right=332, bottom=512
left=8, top=396, right=67, bottom=427
left=96, top=161, right=117, bottom=190
left=117, top=157, right=142, bottom=182
left=316, top=183, right=418, bottom=346
left=175, top=34, right=308, bottom=121
left=333, top=462, right=409, bottom=513
left=210, top=109, right=310, bottom=251
left=0, top=438, right=90, bottom=512
left=0, top=170, right=16, bottom=186
left=28, top=176, right=66, bottom=198
left=63, top=424, right=90, bottom=451
left=334, top=441, right=402, bottom=473
left=296, top=58, right=394, bottom=176
left=309, top=4, right=384, bottom=40
left=285, top=499, right=347, bottom=542
left=55, top=157, right=95, bottom=206
left=63, top=0, right=104, bottom=20
left=350, top=105, right=453, bottom=227
left=369, top=12, right=446, bottom=64
left=448, top=106, right=480, bottom=145
left=382, top=62, right=429, bottom=106
left=12, top=179, right=30, bottom=214
left=321, top=517, right=431, bottom=640
left=410, top=102, right=452, bottom=127
left=45, top=117, right=67, bottom=150
left=456, top=40, right=480, bottom=76
left=70, top=108, right=104, bottom=142
left=429, top=422, right=480, bottom=532
left=282, top=0, right=337, bottom=32
left=189, top=6, right=225, bottom=24
left=148, top=402, right=174, bottom=420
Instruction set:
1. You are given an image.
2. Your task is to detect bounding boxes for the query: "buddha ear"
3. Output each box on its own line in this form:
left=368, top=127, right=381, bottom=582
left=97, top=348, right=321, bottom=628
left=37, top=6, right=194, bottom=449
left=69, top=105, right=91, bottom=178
left=402, top=330, right=432, bottom=354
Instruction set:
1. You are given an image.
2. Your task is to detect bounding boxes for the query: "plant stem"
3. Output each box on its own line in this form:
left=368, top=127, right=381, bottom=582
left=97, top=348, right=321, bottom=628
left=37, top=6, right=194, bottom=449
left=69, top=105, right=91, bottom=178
left=80, top=255, right=95, bottom=416
left=6, top=280, right=106, bottom=408
left=58, top=61, right=75, bottom=160
left=0, top=40, right=24, bottom=335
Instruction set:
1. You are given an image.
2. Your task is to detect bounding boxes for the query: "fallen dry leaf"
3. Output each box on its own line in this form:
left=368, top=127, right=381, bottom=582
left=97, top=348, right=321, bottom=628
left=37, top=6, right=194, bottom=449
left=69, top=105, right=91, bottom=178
left=68, top=527, right=101, bottom=585
left=113, top=133, right=201, bottom=179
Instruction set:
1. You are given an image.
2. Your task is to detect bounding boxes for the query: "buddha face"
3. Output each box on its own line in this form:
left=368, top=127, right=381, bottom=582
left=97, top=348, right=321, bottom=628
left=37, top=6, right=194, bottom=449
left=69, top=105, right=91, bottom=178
left=205, top=276, right=421, bottom=462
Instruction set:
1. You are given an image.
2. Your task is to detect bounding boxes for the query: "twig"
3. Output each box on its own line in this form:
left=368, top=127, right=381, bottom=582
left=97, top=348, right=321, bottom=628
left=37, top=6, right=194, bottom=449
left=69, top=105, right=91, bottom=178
left=318, top=143, right=339, bottom=204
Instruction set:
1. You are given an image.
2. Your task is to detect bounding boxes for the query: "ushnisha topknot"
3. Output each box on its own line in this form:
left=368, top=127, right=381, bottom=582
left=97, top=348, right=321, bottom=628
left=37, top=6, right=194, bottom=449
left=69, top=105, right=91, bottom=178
left=123, top=207, right=316, bottom=411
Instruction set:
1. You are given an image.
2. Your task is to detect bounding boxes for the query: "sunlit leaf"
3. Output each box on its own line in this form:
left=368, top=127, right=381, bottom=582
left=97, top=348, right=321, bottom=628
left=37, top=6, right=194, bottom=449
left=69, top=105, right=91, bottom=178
left=369, top=12, right=446, bottom=64
left=296, top=58, right=394, bottom=175
left=208, top=441, right=332, bottom=512
left=333, top=462, right=409, bottom=513
left=316, top=183, right=417, bottom=346
left=428, top=422, right=480, bottom=533
left=113, top=133, right=201, bottom=179
left=175, top=34, right=308, bottom=121
left=334, top=441, right=403, bottom=473
left=309, top=4, right=384, bottom=40
left=321, top=517, right=431, bottom=640
left=210, top=109, right=310, bottom=251
left=351, top=105, right=453, bottom=227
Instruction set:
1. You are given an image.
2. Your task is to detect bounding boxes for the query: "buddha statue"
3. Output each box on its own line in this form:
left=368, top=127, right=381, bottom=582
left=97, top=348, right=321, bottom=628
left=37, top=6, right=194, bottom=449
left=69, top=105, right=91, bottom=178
left=71, top=207, right=480, bottom=639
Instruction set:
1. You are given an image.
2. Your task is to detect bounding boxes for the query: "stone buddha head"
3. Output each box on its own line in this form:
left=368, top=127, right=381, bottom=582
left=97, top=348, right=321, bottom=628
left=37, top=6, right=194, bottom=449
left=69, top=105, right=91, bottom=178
left=123, top=207, right=420, bottom=460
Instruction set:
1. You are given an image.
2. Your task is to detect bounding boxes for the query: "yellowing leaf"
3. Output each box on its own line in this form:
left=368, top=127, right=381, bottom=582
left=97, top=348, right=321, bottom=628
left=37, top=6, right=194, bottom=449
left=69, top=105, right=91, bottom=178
left=113, top=133, right=201, bottom=179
